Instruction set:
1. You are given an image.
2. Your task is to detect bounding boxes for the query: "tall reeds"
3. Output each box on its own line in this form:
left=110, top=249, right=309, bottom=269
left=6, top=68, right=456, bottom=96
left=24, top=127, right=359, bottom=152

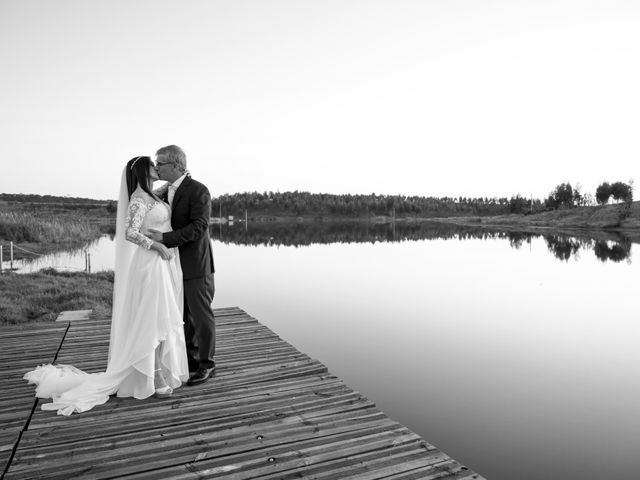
left=0, top=211, right=100, bottom=244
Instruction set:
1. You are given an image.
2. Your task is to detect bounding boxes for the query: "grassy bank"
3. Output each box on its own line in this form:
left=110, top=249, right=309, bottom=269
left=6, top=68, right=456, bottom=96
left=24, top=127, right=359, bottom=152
left=430, top=201, right=640, bottom=236
left=0, top=269, right=113, bottom=325
left=0, top=203, right=113, bottom=260
left=0, top=211, right=100, bottom=243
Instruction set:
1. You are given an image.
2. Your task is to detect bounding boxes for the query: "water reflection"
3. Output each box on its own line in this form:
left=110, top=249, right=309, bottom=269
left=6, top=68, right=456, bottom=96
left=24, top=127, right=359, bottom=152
left=4, top=222, right=635, bottom=273
left=543, top=235, right=632, bottom=263
left=4, top=221, right=639, bottom=479
left=593, top=239, right=632, bottom=262
left=214, top=220, right=515, bottom=246
left=212, top=221, right=635, bottom=263
left=545, top=236, right=587, bottom=262
left=3, top=235, right=117, bottom=273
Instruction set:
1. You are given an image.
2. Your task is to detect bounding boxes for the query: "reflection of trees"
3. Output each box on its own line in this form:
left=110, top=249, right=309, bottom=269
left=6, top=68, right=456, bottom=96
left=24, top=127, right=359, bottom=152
left=211, top=222, right=533, bottom=247
left=544, top=236, right=589, bottom=261
left=507, top=232, right=531, bottom=250
left=593, top=240, right=631, bottom=263
left=211, top=222, right=634, bottom=263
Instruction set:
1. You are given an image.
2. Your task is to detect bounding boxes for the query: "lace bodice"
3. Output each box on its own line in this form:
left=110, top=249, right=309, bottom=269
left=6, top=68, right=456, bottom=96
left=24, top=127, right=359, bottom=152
left=125, top=188, right=172, bottom=249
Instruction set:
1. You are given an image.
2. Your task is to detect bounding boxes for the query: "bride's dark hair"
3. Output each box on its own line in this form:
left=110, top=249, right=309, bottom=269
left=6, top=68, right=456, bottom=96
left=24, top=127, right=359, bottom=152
left=126, top=156, right=157, bottom=200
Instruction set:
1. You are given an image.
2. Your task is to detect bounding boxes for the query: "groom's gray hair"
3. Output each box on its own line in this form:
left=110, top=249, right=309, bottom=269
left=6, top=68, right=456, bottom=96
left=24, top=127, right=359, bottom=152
left=156, top=145, right=187, bottom=173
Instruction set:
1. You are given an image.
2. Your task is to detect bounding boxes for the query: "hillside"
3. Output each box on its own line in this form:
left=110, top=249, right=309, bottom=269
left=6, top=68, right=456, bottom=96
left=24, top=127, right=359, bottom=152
left=435, top=201, right=640, bottom=238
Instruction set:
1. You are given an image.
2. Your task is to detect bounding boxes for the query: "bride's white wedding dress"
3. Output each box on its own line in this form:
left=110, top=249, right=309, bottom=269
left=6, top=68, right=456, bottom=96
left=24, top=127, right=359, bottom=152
left=24, top=177, right=189, bottom=416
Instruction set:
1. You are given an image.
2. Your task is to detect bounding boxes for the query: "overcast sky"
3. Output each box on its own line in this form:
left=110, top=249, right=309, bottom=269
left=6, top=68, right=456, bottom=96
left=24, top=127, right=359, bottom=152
left=1, top=0, right=639, bottom=200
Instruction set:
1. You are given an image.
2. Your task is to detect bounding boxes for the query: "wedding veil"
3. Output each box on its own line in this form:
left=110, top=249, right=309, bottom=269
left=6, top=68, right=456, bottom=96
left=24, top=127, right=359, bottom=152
left=108, top=166, right=136, bottom=364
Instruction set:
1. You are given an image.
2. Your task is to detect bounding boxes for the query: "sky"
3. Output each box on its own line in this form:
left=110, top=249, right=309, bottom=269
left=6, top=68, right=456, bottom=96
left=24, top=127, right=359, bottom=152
left=1, top=0, right=639, bottom=201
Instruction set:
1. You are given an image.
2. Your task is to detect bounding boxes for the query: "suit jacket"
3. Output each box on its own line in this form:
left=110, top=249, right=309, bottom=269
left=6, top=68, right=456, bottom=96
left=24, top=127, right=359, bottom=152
left=162, top=176, right=215, bottom=280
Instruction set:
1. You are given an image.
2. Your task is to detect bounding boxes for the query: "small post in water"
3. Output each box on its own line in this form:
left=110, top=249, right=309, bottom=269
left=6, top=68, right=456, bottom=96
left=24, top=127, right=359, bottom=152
left=87, top=252, right=91, bottom=273
left=0, top=244, right=3, bottom=273
left=10, top=241, right=14, bottom=270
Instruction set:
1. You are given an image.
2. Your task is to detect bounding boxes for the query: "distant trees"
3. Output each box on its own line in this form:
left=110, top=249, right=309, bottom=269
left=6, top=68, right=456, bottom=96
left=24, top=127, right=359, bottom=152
left=508, top=195, right=543, bottom=214
left=542, top=180, right=634, bottom=210
left=581, top=192, right=596, bottom=207
left=508, top=195, right=529, bottom=214
left=213, top=179, right=634, bottom=219
left=544, top=182, right=580, bottom=209
left=212, top=191, right=513, bottom=219
left=595, top=182, right=611, bottom=205
left=0, top=193, right=109, bottom=205
left=595, top=181, right=633, bottom=205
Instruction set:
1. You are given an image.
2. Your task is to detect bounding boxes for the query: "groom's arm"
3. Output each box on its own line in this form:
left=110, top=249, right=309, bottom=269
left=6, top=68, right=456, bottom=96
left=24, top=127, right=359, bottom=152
left=162, top=184, right=211, bottom=248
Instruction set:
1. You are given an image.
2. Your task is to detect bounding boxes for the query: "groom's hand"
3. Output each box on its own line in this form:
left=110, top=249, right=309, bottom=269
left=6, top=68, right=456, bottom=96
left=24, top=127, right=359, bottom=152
left=148, top=229, right=164, bottom=243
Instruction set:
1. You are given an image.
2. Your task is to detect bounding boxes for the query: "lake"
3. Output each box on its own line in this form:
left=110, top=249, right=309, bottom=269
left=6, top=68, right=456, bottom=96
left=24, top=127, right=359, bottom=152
left=5, top=222, right=639, bottom=480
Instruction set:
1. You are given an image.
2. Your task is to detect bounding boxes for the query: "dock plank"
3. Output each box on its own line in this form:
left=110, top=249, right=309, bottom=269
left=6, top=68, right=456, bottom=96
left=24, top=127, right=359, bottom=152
left=0, top=322, right=67, bottom=475
left=3, top=307, right=483, bottom=479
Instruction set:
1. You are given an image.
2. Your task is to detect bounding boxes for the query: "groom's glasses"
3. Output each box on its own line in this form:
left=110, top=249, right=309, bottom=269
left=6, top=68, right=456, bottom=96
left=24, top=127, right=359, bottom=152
left=156, top=161, right=173, bottom=167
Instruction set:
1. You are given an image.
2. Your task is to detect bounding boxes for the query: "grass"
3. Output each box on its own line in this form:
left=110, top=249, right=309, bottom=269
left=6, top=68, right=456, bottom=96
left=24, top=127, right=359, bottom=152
left=0, top=268, right=113, bottom=325
left=438, top=201, right=640, bottom=231
left=0, top=204, right=113, bottom=259
left=0, top=211, right=101, bottom=244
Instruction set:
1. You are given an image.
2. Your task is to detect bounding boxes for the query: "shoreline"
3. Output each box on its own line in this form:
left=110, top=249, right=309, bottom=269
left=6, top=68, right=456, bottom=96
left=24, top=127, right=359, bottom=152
left=231, top=201, right=640, bottom=239
left=0, top=239, right=102, bottom=262
left=5, top=202, right=640, bottom=262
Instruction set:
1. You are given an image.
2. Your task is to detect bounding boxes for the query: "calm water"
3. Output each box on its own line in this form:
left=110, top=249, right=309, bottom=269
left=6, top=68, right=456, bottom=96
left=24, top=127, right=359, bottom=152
left=6, top=223, right=640, bottom=480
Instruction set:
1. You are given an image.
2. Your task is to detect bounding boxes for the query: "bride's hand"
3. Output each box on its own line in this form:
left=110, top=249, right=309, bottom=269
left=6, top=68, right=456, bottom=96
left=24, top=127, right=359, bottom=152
left=151, top=241, right=174, bottom=261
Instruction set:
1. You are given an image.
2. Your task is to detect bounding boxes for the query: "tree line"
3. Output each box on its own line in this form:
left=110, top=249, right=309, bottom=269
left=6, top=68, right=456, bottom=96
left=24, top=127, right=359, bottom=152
left=0, top=193, right=110, bottom=205
left=214, top=180, right=634, bottom=219
left=213, top=191, right=516, bottom=218
left=541, top=180, right=633, bottom=211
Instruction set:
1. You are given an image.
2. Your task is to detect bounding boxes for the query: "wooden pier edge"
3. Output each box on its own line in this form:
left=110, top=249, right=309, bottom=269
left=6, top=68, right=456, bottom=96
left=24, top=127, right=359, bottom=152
left=1, top=307, right=485, bottom=480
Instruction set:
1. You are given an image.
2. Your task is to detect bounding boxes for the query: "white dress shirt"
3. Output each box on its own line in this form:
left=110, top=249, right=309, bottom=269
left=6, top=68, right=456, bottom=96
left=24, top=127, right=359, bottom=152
left=168, top=173, right=187, bottom=206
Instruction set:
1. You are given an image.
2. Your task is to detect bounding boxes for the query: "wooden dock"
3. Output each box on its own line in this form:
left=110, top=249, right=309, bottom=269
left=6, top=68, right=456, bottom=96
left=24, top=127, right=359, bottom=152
left=1, top=307, right=483, bottom=479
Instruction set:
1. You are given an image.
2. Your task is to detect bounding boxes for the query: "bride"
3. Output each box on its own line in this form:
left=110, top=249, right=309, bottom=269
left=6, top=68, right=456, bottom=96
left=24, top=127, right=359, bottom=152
left=24, top=156, right=189, bottom=415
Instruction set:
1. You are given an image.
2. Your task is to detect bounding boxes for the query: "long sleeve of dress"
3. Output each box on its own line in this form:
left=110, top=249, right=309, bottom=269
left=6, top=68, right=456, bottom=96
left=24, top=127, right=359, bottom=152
left=125, top=196, right=153, bottom=250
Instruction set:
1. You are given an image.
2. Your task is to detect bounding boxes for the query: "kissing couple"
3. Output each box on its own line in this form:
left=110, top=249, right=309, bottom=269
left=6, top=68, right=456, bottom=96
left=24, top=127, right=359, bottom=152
left=24, top=145, right=216, bottom=415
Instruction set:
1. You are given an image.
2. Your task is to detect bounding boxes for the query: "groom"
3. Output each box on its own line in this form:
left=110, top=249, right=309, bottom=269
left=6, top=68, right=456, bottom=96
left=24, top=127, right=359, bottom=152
left=150, top=145, right=217, bottom=386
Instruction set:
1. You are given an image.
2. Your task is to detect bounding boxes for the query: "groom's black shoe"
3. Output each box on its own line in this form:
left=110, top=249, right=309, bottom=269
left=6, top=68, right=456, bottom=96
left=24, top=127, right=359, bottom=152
left=187, top=365, right=216, bottom=386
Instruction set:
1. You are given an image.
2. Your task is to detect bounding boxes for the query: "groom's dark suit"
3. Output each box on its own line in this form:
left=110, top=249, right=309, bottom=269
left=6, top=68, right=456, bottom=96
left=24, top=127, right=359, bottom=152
left=161, top=176, right=216, bottom=369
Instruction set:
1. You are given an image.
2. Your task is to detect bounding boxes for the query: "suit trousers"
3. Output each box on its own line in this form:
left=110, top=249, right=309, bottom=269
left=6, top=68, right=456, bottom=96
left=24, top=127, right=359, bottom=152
left=183, top=273, right=216, bottom=369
